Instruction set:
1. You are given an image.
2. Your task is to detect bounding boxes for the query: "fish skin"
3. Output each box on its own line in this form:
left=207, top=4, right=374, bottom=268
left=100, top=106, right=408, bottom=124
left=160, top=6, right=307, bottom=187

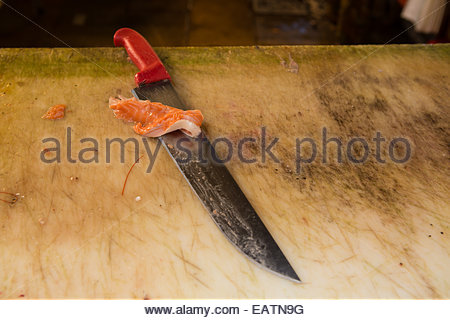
left=109, top=96, right=203, bottom=137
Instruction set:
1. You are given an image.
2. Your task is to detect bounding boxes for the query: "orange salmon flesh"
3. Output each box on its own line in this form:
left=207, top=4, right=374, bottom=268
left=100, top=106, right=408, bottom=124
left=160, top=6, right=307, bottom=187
left=109, top=96, right=203, bottom=137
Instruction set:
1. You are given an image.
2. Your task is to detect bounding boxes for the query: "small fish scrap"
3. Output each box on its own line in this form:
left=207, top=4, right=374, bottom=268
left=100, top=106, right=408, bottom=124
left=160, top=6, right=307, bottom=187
left=41, top=104, right=66, bottom=120
left=109, top=96, right=203, bottom=137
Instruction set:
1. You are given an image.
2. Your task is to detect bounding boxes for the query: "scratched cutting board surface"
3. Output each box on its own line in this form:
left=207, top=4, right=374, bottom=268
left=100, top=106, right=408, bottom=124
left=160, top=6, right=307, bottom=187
left=0, top=45, right=449, bottom=299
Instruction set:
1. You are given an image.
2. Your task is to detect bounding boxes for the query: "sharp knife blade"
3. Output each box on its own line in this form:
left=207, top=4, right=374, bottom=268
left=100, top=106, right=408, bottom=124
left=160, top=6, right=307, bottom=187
left=114, top=28, right=301, bottom=282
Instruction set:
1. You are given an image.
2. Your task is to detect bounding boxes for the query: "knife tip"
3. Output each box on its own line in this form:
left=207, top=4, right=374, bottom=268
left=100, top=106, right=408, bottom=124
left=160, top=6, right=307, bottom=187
left=285, top=271, right=302, bottom=284
left=276, top=264, right=302, bottom=283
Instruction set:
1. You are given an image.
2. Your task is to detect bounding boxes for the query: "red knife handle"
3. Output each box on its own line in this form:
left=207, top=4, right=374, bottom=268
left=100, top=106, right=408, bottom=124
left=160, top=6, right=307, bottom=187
left=113, top=28, right=171, bottom=86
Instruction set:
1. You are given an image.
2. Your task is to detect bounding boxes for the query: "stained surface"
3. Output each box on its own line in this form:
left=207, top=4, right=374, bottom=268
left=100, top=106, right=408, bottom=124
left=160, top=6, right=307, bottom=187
left=0, top=45, right=449, bottom=298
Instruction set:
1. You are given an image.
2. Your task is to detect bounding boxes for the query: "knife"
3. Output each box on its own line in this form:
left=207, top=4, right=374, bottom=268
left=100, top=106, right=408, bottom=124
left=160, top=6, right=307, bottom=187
left=113, top=28, right=300, bottom=282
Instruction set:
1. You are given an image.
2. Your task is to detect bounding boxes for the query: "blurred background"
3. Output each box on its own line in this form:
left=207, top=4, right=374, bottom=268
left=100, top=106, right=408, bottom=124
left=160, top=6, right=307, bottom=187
left=0, top=0, right=448, bottom=47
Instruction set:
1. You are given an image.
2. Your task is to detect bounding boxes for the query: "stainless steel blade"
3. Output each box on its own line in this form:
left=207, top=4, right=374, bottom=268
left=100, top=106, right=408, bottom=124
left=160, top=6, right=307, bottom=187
left=132, top=80, right=300, bottom=282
